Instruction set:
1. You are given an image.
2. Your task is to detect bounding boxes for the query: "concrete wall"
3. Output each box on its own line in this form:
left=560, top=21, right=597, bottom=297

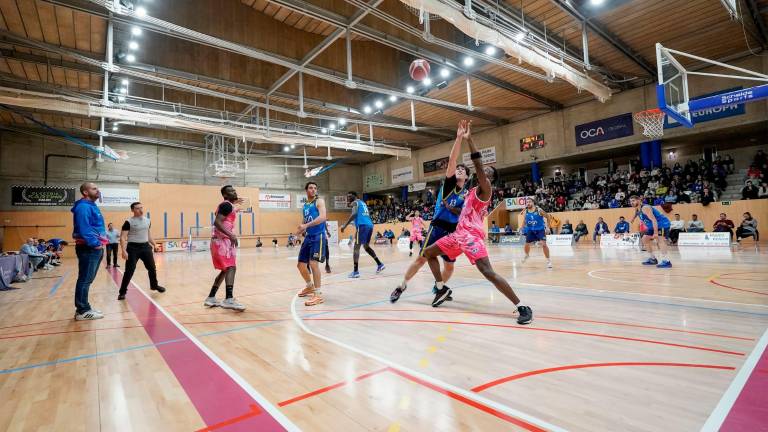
left=364, top=55, right=768, bottom=192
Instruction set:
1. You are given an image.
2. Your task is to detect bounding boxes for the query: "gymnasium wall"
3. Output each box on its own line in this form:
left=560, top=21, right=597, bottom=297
left=364, top=55, right=768, bottom=192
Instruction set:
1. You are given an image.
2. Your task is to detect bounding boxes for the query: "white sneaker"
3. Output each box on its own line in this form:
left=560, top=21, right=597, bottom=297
left=204, top=297, right=220, bottom=307
left=220, top=298, right=246, bottom=311
left=521, top=255, right=529, bottom=264
left=547, top=261, right=553, bottom=269
left=75, top=310, right=104, bottom=320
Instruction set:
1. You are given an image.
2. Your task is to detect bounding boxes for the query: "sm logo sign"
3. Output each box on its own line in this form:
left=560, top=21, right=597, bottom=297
left=575, top=113, right=634, bottom=146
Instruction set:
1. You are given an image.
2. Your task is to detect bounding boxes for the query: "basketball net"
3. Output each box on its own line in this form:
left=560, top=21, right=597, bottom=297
left=634, top=108, right=666, bottom=139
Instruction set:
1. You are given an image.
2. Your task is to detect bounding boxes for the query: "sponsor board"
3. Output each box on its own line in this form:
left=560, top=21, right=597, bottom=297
left=11, top=185, right=76, bottom=206
left=677, top=232, right=731, bottom=247
left=600, top=233, right=641, bottom=247
left=333, top=195, right=349, bottom=209
left=391, top=166, right=414, bottom=184
left=504, top=196, right=535, bottom=210
left=500, top=235, right=524, bottom=245
left=575, top=113, right=634, bottom=146
left=665, top=87, right=745, bottom=128
left=164, top=239, right=211, bottom=252
left=97, top=187, right=140, bottom=207
left=546, top=234, right=573, bottom=246
left=259, top=193, right=291, bottom=209
left=365, top=173, right=385, bottom=189
left=423, top=157, right=449, bottom=175
left=462, top=147, right=496, bottom=165
left=408, top=182, right=427, bottom=192
left=520, top=134, right=545, bottom=152
left=326, top=221, right=339, bottom=244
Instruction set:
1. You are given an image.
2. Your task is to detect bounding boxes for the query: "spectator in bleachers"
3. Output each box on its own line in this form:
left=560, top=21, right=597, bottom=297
left=615, top=216, right=630, bottom=234
left=489, top=221, right=501, bottom=243
left=747, top=164, right=762, bottom=180
left=574, top=220, right=588, bottom=243
left=759, top=181, right=768, bottom=199
left=725, top=154, right=735, bottom=174
left=713, top=213, right=735, bottom=240
left=21, top=238, right=51, bottom=271
left=399, top=228, right=409, bottom=238
left=700, top=187, right=716, bottom=206
left=504, top=224, right=513, bottom=235
left=687, top=214, right=705, bottom=232
left=742, top=181, right=759, bottom=200
left=664, top=188, right=678, bottom=204
left=561, top=219, right=573, bottom=234
left=593, top=217, right=610, bottom=243
left=736, top=212, right=758, bottom=243
left=669, top=214, right=686, bottom=245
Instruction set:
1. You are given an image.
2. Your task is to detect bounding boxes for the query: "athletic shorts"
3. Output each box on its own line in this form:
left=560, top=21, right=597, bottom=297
left=410, top=230, right=423, bottom=242
left=298, top=234, right=326, bottom=263
left=525, top=229, right=547, bottom=244
left=435, top=232, right=488, bottom=265
left=355, top=225, right=373, bottom=245
left=421, top=224, right=455, bottom=262
left=644, top=227, right=670, bottom=238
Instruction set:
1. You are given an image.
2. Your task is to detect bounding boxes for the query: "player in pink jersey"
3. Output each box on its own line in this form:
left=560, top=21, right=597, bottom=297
left=421, top=120, right=533, bottom=325
left=204, top=185, right=246, bottom=311
left=407, top=210, right=425, bottom=256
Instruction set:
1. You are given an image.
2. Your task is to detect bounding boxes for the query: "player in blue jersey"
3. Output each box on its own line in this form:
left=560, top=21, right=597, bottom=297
left=520, top=197, right=553, bottom=268
left=390, top=128, right=470, bottom=303
left=341, top=191, right=385, bottom=278
left=296, top=182, right=328, bottom=306
left=629, top=195, right=672, bottom=268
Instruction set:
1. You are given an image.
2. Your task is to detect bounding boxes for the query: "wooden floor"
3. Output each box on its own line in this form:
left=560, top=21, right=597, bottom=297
left=1, top=242, right=767, bottom=431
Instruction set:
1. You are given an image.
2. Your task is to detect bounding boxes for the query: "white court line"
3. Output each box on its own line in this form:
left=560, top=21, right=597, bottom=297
left=587, top=269, right=679, bottom=287
left=290, top=296, right=569, bottom=432
left=700, top=327, right=768, bottom=432
left=121, top=271, right=300, bottom=432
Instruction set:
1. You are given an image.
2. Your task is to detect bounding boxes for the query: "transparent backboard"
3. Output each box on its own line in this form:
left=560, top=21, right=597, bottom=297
left=656, top=43, right=692, bottom=127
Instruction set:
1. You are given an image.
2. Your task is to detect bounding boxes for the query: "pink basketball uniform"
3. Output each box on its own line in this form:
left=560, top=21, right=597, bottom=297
left=410, top=217, right=424, bottom=242
left=210, top=201, right=238, bottom=270
left=436, top=187, right=489, bottom=265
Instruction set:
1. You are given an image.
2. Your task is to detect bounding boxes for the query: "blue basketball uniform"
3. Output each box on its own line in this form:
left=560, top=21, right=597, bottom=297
left=353, top=199, right=374, bottom=244
left=420, top=180, right=468, bottom=262
left=298, top=199, right=326, bottom=263
left=638, top=205, right=671, bottom=237
left=523, top=207, right=547, bottom=243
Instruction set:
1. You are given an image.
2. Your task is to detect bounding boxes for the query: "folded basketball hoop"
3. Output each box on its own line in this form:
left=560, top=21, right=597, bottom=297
left=634, top=108, right=665, bottom=139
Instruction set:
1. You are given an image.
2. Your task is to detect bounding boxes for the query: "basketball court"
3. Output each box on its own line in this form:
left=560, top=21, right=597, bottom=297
left=1, top=0, right=767, bottom=430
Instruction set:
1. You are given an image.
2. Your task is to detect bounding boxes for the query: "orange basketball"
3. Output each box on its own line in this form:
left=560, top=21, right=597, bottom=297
left=409, top=59, right=430, bottom=81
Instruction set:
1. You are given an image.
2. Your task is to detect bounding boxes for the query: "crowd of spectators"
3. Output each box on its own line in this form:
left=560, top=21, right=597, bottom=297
left=18, top=237, right=65, bottom=272
left=741, top=149, right=768, bottom=200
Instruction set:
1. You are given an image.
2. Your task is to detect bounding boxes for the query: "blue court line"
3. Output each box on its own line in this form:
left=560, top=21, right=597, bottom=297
left=0, top=283, right=452, bottom=375
left=48, top=272, right=69, bottom=297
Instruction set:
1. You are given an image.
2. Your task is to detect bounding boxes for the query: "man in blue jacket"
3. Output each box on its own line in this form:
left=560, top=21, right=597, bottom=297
left=72, top=182, right=107, bottom=320
left=615, top=216, right=630, bottom=234
left=593, top=217, right=610, bottom=243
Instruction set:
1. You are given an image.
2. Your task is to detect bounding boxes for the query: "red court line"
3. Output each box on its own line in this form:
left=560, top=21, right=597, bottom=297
left=472, top=362, right=736, bottom=392
left=277, top=368, right=389, bottom=407
left=709, top=279, right=768, bottom=296
left=108, top=269, right=287, bottom=431
left=194, top=404, right=261, bottom=432
left=0, top=324, right=145, bottom=340
left=385, top=367, right=546, bottom=432
left=0, top=315, right=138, bottom=334
left=721, top=338, right=768, bottom=431
left=304, top=318, right=746, bottom=356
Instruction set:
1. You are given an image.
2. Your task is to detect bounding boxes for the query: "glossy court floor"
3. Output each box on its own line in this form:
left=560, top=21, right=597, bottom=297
left=1, top=242, right=766, bottom=432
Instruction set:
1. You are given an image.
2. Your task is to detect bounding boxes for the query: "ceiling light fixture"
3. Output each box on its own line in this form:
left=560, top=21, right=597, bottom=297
left=440, top=68, right=450, bottom=78
left=514, top=32, right=526, bottom=42
left=389, top=95, right=398, bottom=102
left=321, top=128, right=328, bottom=134
left=406, top=86, right=415, bottom=94
left=484, top=46, right=497, bottom=56
left=125, top=54, right=136, bottom=62
left=363, top=105, right=372, bottom=114
left=135, top=6, right=147, bottom=17
left=463, top=56, right=474, bottom=66
left=121, top=79, right=129, bottom=86
left=338, top=118, right=347, bottom=126
left=329, top=123, right=337, bottom=130
left=374, top=100, right=384, bottom=109
left=423, top=77, right=432, bottom=86
left=128, top=41, right=139, bottom=50
left=131, top=26, right=142, bottom=36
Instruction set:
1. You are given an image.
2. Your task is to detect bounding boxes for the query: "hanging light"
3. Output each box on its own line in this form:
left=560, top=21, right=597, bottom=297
left=131, top=26, right=142, bottom=36
left=128, top=41, right=139, bottom=50
left=135, top=6, right=147, bottom=17
left=423, top=77, right=432, bottom=86
left=283, top=145, right=290, bottom=152
left=514, top=32, right=526, bottom=42
left=329, top=123, right=337, bottom=130
left=338, top=118, right=347, bottom=126
left=125, top=54, right=136, bottom=62
left=484, top=46, right=497, bottom=56
left=389, top=95, right=398, bottom=102
left=374, top=100, right=384, bottom=109
left=406, top=86, right=415, bottom=94
left=363, top=105, right=372, bottom=114
left=321, top=128, right=328, bottom=134
left=290, top=144, right=296, bottom=149
left=463, top=56, right=475, bottom=66
left=440, top=68, right=450, bottom=78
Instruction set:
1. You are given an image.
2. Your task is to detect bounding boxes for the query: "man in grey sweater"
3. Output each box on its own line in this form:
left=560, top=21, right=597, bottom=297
left=118, top=202, right=165, bottom=300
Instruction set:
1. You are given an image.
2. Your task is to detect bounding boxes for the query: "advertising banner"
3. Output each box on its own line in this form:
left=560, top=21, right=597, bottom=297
left=259, top=193, right=291, bottom=209
left=11, top=185, right=76, bottom=207
left=365, top=173, right=385, bottom=189
left=462, top=147, right=496, bottom=165
left=97, top=187, right=140, bottom=207
left=575, top=113, right=634, bottom=146
left=504, top=196, right=535, bottom=211
left=391, top=166, right=414, bottom=184
left=664, top=87, right=745, bottom=128
left=677, top=232, right=731, bottom=247
left=326, top=221, right=339, bottom=245
left=423, top=157, right=449, bottom=175
left=500, top=235, right=524, bottom=245
left=600, top=233, right=641, bottom=247
left=333, top=195, right=349, bottom=210
left=546, top=234, right=573, bottom=246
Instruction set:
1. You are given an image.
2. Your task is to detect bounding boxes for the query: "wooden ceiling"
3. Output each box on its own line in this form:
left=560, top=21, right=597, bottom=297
left=0, top=0, right=764, bottom=163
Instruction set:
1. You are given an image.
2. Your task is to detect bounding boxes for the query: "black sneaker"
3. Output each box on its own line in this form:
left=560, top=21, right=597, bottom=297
left=432, top=286, right=452, bottom=307
left=446, top=294, right=453, bottom=301
left=517, top=305, right=533, bottom=325
left=151, top=286, right=166, bottom=293
left=117, top=293, right=126, bottom=300
left=390, top=286, right=405, bottom=303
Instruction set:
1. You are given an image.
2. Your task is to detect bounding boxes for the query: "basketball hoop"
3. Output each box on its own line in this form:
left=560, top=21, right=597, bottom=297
left=634, top=108, right=666, bottom=139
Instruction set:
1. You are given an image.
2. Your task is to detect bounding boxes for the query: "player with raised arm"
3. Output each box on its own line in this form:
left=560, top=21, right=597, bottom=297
left=296, top=181, right=328, bottom=306
left=389, top=128, right=470, bottom=303
left=520, top=197, right=553, bottom=268
left=421, top=120, right=533, bottom=325
left=341, top=191, right=385, bottom=278
left=630, top=195, right=672, bottom=268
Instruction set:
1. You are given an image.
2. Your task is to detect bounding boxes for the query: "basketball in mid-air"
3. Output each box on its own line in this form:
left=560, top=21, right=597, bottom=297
left=409, top=59, right=430, bottom=81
